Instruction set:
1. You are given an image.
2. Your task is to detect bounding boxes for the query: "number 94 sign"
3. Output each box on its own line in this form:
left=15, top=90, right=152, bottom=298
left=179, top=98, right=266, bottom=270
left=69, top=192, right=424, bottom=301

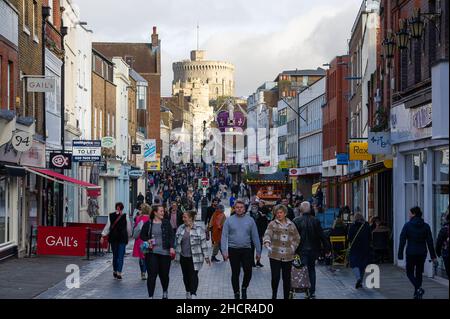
left=12, top=131, right=33, bottom=152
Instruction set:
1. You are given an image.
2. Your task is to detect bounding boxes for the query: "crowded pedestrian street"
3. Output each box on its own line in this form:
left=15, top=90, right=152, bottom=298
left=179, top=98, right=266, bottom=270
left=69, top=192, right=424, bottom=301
left=0, top=0, right=448, bottom=309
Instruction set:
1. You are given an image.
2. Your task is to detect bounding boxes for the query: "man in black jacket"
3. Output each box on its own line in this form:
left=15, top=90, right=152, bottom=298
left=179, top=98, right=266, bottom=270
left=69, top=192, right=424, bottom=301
left=293, top=201, right=331, bottom=299
left=398, top=206, right=436, bottom=299
left=282, top=198, right=295, bottom=221
left=205, top=198, right=219, bottom=226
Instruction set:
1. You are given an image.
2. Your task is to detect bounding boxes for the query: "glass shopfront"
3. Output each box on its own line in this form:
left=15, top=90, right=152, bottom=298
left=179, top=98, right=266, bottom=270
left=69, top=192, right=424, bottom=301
left=0, top=178, right=11, bottom=245
left=433, top=147, right=449, bottom=278
left=404, top=153, right=424, bottom=218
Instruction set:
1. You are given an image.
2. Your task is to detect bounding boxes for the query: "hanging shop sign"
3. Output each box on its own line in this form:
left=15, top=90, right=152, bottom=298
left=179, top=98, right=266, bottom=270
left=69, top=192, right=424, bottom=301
left=368, top=131, right=392, bottom=155
left=11, top=131, right=33, bottom=152
left=129, top=170, right=144, bottom=178
left=349, top=142, right=372, bottom=161
left=145, top=153, right=161, bottom=171
left=101, top=136, right=116, bottom=149
left=289, top=168, right=301, bottom=176
left=49, top=152, right=72, bottom=169
left=36, top=226, right=87, bottom=256
left=336, top=153, right=349, bottom=165
left=144, top=139, right=156, bottom=161
left=131, top=144, right=141, bottom=154
left=72, top=140, right=101, bottom=162
left=27, top=77, right=56, bottom=93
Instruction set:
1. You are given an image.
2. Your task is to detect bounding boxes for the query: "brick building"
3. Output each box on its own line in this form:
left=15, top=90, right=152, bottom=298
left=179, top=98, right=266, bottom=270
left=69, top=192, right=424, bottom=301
left=322, top=55, right=350, bottom=211
left=92, top=48, right=117, bottom=216
left=92, top=27, right=161, bottom=153
left=379, top=0, right=449, bottom=278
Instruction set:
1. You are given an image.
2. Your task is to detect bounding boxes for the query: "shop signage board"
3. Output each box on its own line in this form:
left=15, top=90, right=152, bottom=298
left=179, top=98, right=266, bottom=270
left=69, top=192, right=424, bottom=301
left=145, top=153, right=161, bottom=171
left=201, top=177, right=209, bottom=188
left=144, top=139, right=156, bottom=161
left=72, top=140, right=101, bottom=162
left=390, top=103, right=432, bottom=144
left=289, top=168, right=301, bottom=176
left=336, top=153, right=349, bottom=165
left=27, top=77, right=56, bottom=93
left=131, top=144, right=141, bottom=154
left=349, top=142, right=372, bottom=161
left=101, top=136, right=116, bottom=148
left=37, top=226, right=86, bottom=256
left=348, top=160, right=362, bottom=173
left=11, top=131, right=33, bottom=152
left=368, top=131, right=392, bottom=155
left=129, top=170, right=144, bottom=178
left=49, top=152, right=72, bottom=169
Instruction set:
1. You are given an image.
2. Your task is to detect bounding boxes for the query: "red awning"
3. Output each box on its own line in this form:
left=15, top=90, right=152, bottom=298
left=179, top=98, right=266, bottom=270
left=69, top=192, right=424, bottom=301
left=25, top=167, right=101, bottom=197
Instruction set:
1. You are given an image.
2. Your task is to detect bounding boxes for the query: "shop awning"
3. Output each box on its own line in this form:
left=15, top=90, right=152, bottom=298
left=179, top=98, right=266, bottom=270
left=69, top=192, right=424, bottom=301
left=24, top=167, right=101, bottom=197
left=343, top=167, right=390, bottom=184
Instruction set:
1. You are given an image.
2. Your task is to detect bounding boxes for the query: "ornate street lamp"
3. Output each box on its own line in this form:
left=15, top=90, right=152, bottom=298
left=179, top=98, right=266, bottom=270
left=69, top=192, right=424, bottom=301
left=382, top=36, right=396, bottom=59
left=42, top=6, right=51, bottom=20
left=397, top=19, right=410, bottom=50
left=409, top=9, right=425, bottom=39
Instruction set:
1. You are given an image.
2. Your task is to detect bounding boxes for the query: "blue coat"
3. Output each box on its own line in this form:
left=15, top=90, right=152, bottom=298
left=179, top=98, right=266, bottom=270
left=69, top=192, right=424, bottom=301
left=398, top=216, right=436, bottom=259
left=348, top=221, right=371, bottom=269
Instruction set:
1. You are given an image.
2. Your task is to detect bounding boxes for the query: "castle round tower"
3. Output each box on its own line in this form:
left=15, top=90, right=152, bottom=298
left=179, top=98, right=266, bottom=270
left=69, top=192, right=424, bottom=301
left=172, top=50, right=235, bottom=100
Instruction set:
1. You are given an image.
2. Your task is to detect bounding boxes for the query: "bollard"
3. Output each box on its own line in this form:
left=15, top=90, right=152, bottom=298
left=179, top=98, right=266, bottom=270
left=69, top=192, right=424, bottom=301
left=28, top=225, right=33, bottom=257
left=86, top=228, right=91, bottom=260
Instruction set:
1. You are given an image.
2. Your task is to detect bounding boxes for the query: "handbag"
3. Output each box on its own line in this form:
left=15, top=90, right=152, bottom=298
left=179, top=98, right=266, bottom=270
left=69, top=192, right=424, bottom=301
left=103, top=213, right=124, bottom=243
left=291, top=254, right=311, bottom=292
left=132, top=220, right=144, bottom=239
left=345, top=222, right=365, bottom=265
left=140, top=220, right=154, bottom=254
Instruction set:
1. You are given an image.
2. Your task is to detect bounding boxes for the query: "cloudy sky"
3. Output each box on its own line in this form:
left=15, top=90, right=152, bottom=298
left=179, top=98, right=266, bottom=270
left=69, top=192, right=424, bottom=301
left=73, top=0, right=362, bottom=97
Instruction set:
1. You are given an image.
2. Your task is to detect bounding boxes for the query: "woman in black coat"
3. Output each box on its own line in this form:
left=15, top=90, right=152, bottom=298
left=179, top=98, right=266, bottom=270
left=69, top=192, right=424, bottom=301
left=348, top=213, right=371, bottom=289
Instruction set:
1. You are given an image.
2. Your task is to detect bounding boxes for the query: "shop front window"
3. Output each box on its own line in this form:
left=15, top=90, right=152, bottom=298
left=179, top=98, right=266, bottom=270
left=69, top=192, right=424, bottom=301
left=405, top=153, right=424, bottom=219
left=433, top=148, right=449, bottom=278
left=0, top=178, right=9, bottom=245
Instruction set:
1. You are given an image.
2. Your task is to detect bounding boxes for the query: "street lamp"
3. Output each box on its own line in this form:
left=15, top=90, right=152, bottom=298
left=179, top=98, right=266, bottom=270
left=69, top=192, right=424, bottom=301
left=409, top=10, right=425, bottom=39
left=396, top=19, right=410, bottom=50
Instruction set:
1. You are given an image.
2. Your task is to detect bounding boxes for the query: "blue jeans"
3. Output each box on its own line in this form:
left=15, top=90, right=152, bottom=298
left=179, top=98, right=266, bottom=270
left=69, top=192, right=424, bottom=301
left=300, top=250, right=317, bottom=295
left=111, top=242, right=126, bottom=273
left=139, top=258, right=147, bottom=273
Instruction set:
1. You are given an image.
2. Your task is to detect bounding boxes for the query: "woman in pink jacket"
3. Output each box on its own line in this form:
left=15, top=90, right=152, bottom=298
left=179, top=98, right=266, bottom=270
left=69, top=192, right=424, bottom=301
left=133, top=203, right=151, bottom=280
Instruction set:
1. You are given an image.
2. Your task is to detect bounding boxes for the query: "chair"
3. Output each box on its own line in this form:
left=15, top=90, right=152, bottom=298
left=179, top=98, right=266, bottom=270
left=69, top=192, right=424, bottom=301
left=372, top=231, right=390, bottom=263
left=329, top=236, right=347, bottom=266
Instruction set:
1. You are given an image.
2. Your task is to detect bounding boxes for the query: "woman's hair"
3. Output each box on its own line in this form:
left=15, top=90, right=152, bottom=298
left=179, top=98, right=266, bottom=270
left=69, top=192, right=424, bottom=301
left=410, top=206, right=423, bottom=218
left=272, top=204, right=288, bottom=216
left=354, top=213, right=365, bottom=222
left=150, top=205, right=163, bottom=219
left=141, top=203, right=151, bottom=216
left=334, top=218, right=345, bottom=228
left=115, top=202, right=124, bottom=211
left=184, top=210, right=197, bottom=221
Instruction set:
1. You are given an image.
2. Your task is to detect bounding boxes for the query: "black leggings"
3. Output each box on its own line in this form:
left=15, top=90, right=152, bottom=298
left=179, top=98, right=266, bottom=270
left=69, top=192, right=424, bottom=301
left=180, top=256, right=199, bottom=295
left=406, top=254, right=426, bottom=291
left=229, top=248, right=253, bottom=294
left=145, top=253, right=172, bottom=297
left=269, top=258, right=292, bottom=299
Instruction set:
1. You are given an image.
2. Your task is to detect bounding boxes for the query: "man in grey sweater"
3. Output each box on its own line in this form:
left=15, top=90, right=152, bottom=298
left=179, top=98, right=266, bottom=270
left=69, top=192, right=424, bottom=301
left=222, top=200, right=261, bottom=299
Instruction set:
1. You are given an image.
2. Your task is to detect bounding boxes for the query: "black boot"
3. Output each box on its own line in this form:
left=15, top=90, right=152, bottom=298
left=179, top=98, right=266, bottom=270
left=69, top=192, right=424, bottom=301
left=241, top=288, right=247, bottom=299
left=234, top=292, right=240, bottom=299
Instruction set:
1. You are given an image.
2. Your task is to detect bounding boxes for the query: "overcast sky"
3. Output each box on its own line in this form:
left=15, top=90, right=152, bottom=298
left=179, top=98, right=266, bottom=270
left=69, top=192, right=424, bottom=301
left=73, top=0, right=362, bottom=97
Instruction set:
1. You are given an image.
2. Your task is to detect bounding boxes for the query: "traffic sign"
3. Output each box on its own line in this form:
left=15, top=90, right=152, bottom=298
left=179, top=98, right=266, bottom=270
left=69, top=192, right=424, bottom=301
left=201, top=177, right=209, bottom=187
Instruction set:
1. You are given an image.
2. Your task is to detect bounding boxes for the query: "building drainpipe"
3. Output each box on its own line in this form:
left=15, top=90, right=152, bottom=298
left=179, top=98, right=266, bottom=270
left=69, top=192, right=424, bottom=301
left=42, top=7, right=49, bottom=226
left=59, top=23, right=68, bottom=226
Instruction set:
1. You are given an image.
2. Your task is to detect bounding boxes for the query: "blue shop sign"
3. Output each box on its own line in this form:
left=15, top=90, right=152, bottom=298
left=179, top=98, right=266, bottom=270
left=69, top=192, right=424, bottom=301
left=336, top=153, right=349, bottom=165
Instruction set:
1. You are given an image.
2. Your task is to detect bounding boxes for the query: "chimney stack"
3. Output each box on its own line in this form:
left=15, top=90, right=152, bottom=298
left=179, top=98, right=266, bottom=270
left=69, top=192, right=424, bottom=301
left=151, top=26, right=158, bottom=47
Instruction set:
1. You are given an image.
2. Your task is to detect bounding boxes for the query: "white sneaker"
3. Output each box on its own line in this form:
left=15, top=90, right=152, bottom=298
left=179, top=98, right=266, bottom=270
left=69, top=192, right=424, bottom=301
left=186, top=292, right=192, bottom=299
left=191, top=294, right=196, bottom=299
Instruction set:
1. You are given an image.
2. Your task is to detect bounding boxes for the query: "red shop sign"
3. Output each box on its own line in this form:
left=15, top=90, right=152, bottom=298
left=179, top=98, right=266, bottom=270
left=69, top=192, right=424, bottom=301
left=37, top=226, right=87, bottom=256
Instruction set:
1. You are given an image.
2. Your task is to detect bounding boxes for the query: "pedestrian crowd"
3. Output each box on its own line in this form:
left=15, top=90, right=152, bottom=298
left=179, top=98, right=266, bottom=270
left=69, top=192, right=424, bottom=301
left=100, top=165, right=449, bottom=300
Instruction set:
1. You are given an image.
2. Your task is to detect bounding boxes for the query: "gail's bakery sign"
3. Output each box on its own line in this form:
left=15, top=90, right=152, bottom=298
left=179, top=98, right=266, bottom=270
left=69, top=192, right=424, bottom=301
left=37, top=226, right=86, bottom=256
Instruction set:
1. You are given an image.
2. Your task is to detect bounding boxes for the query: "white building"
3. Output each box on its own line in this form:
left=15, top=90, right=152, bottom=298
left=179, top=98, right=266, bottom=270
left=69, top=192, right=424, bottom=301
left=112, top=57, right=131, bottom=213
left=62, top=0, right=93, bottom=222
left=246, top=82, right=278, bottom=173
left=298, top=77, right=326, bottom=199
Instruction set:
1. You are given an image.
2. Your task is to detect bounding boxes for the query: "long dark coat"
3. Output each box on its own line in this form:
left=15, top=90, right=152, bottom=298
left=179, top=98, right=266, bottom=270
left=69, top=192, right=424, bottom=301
left=348, top=221, right=371, bottom=269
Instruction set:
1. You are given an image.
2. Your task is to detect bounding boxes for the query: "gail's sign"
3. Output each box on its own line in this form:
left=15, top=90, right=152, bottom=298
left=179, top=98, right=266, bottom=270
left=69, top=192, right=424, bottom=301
left=37, top=226, right=87, bottom=256
left=27, top=78, right=56, bottom=93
